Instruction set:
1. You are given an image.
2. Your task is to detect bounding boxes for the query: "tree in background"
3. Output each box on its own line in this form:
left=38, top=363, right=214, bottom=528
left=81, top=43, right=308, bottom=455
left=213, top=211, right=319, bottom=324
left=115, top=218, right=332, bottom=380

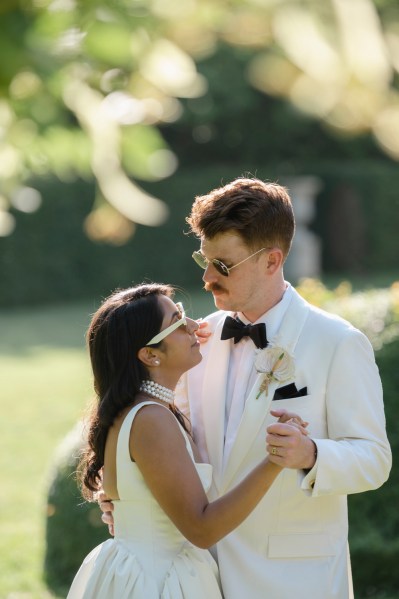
left=1, top=0, right=399, bottom=241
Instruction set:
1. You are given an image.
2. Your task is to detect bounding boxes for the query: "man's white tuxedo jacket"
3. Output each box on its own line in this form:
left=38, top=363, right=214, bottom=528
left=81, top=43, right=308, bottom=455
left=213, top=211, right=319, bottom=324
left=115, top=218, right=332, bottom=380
left=176, top=287, right=391, bottom=599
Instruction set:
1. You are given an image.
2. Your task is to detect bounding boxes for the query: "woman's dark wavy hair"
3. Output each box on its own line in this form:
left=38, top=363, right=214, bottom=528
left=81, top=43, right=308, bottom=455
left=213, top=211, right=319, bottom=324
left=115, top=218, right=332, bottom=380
left=79, top=283, right=189, bottom=500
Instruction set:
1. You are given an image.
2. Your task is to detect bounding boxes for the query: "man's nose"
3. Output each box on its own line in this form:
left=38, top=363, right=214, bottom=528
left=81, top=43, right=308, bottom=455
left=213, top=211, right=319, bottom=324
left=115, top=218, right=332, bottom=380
left=202, top=264, right=219, bottom=284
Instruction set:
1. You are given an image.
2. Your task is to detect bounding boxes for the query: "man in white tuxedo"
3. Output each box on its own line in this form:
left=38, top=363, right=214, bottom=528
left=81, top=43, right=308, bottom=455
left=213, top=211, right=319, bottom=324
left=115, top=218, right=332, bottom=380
left=175, top=177, right=391, bottom=599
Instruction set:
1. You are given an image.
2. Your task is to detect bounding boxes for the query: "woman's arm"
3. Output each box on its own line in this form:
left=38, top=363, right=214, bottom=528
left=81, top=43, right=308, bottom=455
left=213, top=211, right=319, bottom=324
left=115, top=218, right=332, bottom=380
left=131, top=405, right=282, bottom=549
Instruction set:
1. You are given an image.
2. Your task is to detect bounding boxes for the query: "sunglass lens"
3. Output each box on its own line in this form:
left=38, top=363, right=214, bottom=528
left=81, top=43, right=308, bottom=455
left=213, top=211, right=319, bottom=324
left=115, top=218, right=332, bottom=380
left=192, top=252, right=229, bottom=276
left=213, top=260, right=229, bottom=276
left=192, top=251, right=207, bottom=269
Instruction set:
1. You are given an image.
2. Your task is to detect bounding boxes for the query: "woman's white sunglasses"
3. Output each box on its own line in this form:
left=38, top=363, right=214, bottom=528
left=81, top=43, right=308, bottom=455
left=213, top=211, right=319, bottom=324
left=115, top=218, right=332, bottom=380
left=147, top=302, right=186, bottom=345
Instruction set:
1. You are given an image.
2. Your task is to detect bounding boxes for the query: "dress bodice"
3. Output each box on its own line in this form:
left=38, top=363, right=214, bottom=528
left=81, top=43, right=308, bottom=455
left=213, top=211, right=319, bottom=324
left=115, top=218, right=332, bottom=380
left=67, top=402, right=221, bottom=599
left=113, top=403, right=213, bottom=564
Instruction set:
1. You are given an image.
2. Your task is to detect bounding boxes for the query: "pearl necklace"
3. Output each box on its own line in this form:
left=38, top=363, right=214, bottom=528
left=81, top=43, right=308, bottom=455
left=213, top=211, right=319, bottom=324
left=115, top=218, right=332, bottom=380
left=140, top=380, right=175, bottom=405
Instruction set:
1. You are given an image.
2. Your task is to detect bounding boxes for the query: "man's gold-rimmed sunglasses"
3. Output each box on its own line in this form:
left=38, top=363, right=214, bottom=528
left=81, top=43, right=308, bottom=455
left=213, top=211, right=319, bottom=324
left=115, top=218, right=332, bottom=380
left=192, top=247, right=267, bottom=277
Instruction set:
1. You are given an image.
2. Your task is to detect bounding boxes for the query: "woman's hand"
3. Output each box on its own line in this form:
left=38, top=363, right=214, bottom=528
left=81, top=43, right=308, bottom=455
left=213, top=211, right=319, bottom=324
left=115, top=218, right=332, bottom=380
left=195, top=320, right=212, bottom=344
left=271, top=408, right=309, bottom=436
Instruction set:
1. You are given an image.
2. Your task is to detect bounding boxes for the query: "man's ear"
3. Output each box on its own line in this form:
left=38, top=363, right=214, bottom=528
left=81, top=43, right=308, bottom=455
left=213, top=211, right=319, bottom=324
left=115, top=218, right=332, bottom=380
left=137, top=347, right=160, bottom=368
left=266, top=249, right=284, bottom=274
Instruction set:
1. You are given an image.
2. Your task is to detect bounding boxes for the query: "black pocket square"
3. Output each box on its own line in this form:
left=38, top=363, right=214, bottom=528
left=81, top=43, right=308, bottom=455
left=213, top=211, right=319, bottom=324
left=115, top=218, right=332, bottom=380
left=272, top=383, right=308, bottom=401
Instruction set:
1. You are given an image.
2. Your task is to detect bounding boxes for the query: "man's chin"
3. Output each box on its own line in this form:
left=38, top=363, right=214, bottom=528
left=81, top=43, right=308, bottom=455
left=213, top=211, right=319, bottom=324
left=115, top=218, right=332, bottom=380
left=205, top=285, right=228, bottom=308
left=212, top=291, right=229, bottom=310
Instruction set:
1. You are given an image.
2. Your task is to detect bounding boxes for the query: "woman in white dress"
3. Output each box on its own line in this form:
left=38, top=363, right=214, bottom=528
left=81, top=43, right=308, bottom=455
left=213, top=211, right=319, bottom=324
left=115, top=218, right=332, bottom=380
left=68, top=283, right=305, bottom=599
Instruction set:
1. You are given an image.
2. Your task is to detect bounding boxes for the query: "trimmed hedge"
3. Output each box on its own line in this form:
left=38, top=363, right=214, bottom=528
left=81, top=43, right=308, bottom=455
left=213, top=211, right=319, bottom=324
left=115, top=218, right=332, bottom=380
left=1, top=162, right=399, bottom=308
left=349, top=337, right=399, bottom=598
left=44, top=423, right=109, bottom=597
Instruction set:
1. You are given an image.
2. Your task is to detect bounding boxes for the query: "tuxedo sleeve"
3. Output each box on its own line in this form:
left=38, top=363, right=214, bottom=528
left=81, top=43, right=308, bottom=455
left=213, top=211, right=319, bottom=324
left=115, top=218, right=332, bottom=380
left=301, top=328, right=391, bottom=497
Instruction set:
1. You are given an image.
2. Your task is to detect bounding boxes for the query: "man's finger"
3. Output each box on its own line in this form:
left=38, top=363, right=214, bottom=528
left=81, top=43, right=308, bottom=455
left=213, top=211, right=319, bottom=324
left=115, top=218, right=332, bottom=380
left=100, top=514, right=114, bottom=537
left=99, top=500, right=114, bottom=513
left=101, top=512, right=113, bottom=525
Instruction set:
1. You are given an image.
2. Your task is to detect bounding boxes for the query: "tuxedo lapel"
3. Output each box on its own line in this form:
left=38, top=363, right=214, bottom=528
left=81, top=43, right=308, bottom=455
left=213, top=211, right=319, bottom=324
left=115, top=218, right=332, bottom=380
left=221, top=374, right=280, bottom=491
left=201, top=315, right=231, bottom=488
left=221, top=289, right=310, bottom=490
left=274, top=288, right=309, bottom=354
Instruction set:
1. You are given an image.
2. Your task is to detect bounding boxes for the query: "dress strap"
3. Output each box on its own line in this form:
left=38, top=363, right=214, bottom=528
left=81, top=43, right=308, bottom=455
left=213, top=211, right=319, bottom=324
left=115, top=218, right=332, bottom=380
left=116, top=402, right=157, bottom=467
left=116, top=402, right=195, bottom=471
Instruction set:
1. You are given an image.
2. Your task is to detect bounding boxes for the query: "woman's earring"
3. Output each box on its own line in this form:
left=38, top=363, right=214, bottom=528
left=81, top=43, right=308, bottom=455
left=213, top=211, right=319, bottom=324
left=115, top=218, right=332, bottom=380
left=154, top=359, right=160, bottom=366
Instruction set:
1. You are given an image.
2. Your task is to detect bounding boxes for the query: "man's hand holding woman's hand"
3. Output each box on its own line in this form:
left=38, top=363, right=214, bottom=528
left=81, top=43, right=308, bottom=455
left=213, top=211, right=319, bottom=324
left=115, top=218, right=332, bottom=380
left=267, top=409, right=317, bottom=470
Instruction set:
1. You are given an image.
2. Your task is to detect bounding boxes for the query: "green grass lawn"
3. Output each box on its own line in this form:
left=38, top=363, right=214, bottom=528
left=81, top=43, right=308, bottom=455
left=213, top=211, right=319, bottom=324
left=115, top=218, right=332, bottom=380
left=0, top=291, right=214, bottom=599
left=0, top=302, right=92, bottom=598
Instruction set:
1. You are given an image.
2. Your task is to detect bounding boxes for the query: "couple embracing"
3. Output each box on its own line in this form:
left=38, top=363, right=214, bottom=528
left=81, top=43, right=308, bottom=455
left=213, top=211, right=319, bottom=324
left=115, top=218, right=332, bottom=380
left=68, top=178, right=391, bottom=599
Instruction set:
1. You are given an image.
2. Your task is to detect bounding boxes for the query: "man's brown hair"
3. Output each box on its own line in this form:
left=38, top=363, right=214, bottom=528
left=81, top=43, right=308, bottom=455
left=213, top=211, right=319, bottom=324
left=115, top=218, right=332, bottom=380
left=186, top=178, right=295, bottom=259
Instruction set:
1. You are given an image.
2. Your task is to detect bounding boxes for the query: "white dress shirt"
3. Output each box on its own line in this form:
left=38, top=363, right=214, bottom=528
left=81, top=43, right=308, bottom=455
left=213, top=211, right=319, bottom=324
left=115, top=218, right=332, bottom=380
left=223, top=283, right=293, bottom=466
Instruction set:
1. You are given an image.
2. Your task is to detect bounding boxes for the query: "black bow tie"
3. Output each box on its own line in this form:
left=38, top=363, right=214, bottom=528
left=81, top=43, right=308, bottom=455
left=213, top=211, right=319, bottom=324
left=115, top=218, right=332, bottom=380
left=221, top=316, right=268, bottom=349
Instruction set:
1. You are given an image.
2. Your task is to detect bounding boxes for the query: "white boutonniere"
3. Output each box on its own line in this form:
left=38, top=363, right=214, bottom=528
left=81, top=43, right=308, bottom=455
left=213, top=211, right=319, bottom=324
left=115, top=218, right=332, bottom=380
left=254, top=346, right=295, bottom=399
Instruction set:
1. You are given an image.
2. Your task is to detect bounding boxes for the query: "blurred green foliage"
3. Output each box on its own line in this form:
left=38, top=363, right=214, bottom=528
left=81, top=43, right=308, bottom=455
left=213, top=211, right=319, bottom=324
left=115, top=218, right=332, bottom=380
left=163, top=43, right=392, bottom=167
left=1, top=1, right=398, bottom=289
left=1, top=162, right=398, bottom=307
left=1, top=0, right=399, bottom=239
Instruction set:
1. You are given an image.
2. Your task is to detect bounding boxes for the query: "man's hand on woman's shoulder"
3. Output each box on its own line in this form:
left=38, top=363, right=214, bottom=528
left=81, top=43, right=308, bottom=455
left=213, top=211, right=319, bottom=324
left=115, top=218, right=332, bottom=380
left=96, top=490, right=115, bottom=536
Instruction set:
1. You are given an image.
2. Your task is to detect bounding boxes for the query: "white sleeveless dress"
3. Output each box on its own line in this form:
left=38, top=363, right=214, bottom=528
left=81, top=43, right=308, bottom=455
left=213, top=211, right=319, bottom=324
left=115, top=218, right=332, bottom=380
left=67, top=402, right=222, bottom=598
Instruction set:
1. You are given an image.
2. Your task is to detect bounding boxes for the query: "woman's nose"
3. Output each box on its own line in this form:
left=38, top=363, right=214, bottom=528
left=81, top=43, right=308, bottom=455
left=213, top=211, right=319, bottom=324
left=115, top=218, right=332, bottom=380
left=187, top=317, right=199, bottom=334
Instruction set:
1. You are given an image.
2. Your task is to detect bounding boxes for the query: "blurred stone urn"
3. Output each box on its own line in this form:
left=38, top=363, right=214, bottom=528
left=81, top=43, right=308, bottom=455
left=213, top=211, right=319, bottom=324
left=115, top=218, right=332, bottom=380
left=283, top=176, right=322, bottom=283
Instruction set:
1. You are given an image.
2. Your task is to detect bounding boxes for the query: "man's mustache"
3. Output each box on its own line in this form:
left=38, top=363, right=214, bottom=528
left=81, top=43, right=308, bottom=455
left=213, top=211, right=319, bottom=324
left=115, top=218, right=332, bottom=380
left=204, top=282, right=225, bottom=293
